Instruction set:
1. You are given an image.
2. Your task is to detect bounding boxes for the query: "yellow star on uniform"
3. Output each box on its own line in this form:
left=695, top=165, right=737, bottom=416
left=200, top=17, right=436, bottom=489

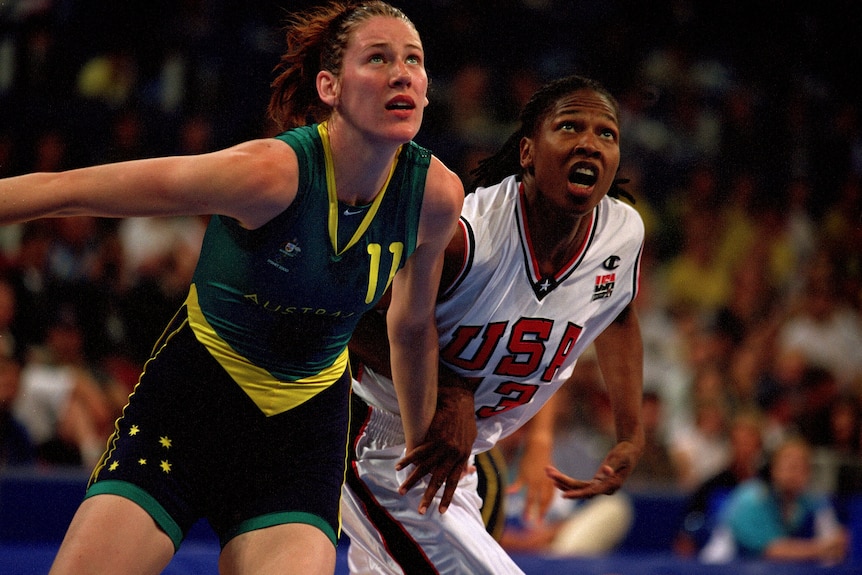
left=138, top=458, right=147, bottom=465
left=160, top=460, right=172, bottom=473
left=159, top=436, right=172, bottom=449
left=129, top=425, right=140, bottom=436
left=109, top=461, right=120, bottom=471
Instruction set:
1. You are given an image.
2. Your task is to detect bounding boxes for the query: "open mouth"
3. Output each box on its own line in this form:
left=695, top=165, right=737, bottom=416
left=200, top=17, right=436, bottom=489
left=385, top=102, right=414, bottom=110
left=568, top=164, right=598, bottom=187
left=385, top=96, right=415, bottom=110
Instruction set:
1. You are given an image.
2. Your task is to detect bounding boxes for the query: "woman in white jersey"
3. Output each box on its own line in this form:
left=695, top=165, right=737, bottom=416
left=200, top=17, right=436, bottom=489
left=343, top=75, right=646, bottom=574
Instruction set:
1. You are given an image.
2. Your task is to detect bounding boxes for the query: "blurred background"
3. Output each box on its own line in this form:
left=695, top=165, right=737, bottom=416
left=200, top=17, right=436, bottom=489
left=0, top=0, right=860, bottom=571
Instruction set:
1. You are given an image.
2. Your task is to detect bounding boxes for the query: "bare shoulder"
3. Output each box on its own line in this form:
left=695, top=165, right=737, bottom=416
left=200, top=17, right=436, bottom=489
left=214, top=138, right=300, bottom=229
left=423, top=156, right=464, bottom=223
left=225, top=138, right=298, bottom=177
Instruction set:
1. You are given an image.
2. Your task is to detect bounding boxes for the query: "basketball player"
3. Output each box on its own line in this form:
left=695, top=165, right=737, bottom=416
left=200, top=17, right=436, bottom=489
left=343, top=75, right=645, bottom=574
left=0, top=3, right=463, bottom=574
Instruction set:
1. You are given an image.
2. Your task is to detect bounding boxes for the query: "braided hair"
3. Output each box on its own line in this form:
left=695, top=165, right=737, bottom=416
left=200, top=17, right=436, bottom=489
left=470, top=75, right=633, bottom=203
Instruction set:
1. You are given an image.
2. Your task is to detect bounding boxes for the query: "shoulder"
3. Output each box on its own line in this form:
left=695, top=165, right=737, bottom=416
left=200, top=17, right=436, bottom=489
left=422, top=156, right=464, bottom=224
left=215, top=138, right=300, bottom=230
left=601, top=195, right=645, bottom=228
left=463, top=175, right=519, bottom=218
left=224, top=137, right=298, bottom=168
left=597, top=195, right=646, bottom=248
left=426, top=156, right=463, bottom=197
left=400, top=140, right=433, bottom=166
left=273, top=124, right=319, bottom=147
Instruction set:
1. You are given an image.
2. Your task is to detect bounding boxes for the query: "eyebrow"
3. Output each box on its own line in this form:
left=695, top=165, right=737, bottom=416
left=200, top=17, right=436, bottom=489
left=361, top=40, right=424, bottom=52
left=556, top=109, right=619, bottom=124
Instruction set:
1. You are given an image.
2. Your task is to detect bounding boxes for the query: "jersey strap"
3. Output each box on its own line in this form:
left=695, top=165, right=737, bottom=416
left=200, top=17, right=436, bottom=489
left=318, top=122, right=400, bottom=257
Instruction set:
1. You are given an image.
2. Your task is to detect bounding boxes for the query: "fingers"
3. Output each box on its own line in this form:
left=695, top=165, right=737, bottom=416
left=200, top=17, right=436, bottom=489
left=398, top=457, right=466, bottom=513
left=396, top=437, right=472, bottom=514
left=437, top=472, right=460, bottom=514
left=545, top=464, right=624, bottom=499
left=396, top=443, right=432, bottom=471
left=398, top=465, right=426, bottom=495
left=418, top=481, right=436, bottom=515
left=413, top=467, right=460, bottom=515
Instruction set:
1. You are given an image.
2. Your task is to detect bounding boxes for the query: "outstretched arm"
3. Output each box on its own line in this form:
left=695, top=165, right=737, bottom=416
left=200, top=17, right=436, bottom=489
left=546, top=303, right=644, bottom=498
left=0, top=138, right=298, bottom=230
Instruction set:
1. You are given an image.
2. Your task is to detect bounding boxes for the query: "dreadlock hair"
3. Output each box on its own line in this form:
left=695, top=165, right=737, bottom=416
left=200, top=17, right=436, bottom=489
left=470, top=75, right=634, bottom=203
left=268, top=1, right=415, bottom=130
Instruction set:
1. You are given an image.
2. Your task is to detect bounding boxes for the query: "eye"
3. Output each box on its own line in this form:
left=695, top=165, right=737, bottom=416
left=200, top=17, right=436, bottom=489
left=368, top=53, right=385, bottom=64
left=406, top=54, right=422, bottom=65
left=600, top=127, right=618, bottom=141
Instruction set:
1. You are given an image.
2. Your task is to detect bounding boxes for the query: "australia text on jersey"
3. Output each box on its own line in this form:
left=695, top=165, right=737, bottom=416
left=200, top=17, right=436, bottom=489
left=243, top=293, right=355, bottom=319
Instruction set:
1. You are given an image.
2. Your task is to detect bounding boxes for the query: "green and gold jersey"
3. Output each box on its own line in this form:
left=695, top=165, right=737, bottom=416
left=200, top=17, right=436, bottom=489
left=186, top=123, right=428, bottom=415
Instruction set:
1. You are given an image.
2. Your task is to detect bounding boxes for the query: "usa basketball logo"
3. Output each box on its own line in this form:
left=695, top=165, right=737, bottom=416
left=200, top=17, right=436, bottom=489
left=592, top=272, right=615, bottom=301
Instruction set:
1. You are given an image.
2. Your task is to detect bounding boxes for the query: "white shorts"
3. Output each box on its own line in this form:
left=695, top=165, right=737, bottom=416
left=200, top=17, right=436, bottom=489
left=341, top=400, right=524, bottom=575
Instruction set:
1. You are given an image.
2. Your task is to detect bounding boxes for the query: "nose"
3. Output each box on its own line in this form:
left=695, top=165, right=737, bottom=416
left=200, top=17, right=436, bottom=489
left=574, top=132, right=601, bottom=158
left=391, top=60, right=412, bottom=87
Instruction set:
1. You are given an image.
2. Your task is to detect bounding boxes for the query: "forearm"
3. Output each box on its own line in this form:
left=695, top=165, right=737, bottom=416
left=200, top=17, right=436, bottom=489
left=516, top=394, right=558, bottom=520
left=0, top=140, right=296, bottom=228
left=0, top=171, right=78, bottom=223
left=438, top=363, right=480, bottom=392
left=0, top=160, right=187, bottom=223
left=594, top=305, right=645, bottom=458
left=388, top=319, right=437, bottom=450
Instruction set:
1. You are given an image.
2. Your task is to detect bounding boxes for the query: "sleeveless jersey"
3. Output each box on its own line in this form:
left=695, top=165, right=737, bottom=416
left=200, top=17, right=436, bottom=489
left=354, top=174, right=644, bottom=452
left=187, top=123, right=429, bottom=416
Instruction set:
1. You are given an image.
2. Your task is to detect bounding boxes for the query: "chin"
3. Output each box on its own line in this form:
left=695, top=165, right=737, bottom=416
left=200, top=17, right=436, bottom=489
left=565, top=187, right=597, bottom=203
left=379, top=125, right=421, bottom=146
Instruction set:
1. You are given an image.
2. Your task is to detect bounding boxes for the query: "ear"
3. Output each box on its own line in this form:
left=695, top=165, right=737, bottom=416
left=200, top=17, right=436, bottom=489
left=317, top=70, right=338, bottom=107
left=519, top=136, right=533, bottom=170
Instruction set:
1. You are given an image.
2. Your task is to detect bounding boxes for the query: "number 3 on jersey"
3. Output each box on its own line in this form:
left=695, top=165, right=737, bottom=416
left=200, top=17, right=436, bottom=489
left=476, top=381, right=539, bottom=418
left=365, top=242, right=403, bottom=304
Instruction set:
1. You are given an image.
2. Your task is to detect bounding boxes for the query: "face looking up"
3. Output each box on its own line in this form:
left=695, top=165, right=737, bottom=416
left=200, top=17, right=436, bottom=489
left=320, top=15, right=429, bottom=146
left=519, top=88, right=621, bottom=217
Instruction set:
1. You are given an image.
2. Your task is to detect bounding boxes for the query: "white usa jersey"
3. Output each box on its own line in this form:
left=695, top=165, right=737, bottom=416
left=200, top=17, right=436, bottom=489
left=354, top=174, right=644, bottom=453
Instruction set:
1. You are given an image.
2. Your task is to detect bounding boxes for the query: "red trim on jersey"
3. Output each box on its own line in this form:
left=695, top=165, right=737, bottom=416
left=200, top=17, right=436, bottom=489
left=516, top=182, right=597, bottom=295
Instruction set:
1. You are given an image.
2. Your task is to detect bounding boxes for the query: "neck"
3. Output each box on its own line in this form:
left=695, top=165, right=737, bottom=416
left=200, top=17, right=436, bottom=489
left=325, top=118, right=402, bottom=205
left=523, top=189, right=590, bottom=276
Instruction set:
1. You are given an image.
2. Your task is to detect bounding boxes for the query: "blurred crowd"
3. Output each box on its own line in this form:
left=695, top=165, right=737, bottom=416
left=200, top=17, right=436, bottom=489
left=0, top=0, right=860, bottom=553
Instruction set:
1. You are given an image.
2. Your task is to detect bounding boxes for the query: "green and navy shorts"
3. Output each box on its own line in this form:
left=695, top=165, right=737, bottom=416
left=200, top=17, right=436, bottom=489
left=87, top=308, right=351, bottom=550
